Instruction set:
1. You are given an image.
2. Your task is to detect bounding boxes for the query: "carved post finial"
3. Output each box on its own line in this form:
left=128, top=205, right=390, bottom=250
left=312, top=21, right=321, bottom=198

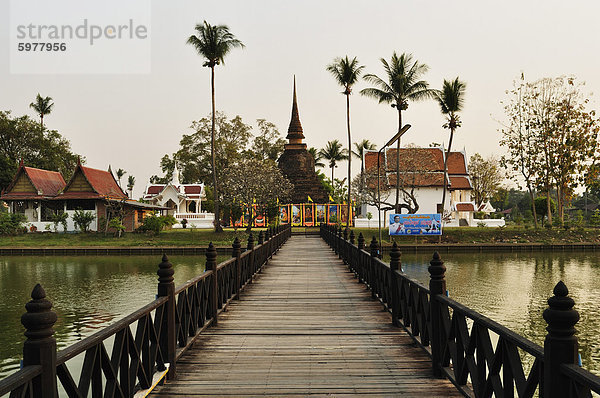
left=258, top=231, right=264, bottom=245
left=358, top=232, right=365, bottom=251
left=157, top=254, right=174, bottom=287
left=157, top=254, right=176, bottom=377
left=247, top=232, right=255, bottom=251
left=343, top=227, right=348, bottom=241
left=543, top=281, right=580, bottom=397
left=349, top=230, right=355, bottom=245
left=21, top=284, right=58, bottom=395
left=232, top=237, right=241, bottom=257
left=390, top=242, right=401, bottom=272
left=369, top=236, right=378, bottom=257
left=428, top=251, right=447, bottom=377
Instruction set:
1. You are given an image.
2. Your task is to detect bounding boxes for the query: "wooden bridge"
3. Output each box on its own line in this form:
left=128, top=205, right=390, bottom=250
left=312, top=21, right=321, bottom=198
left=151, top=235, right=460, bottom=397
left=1, top=224, right=599, bottom=398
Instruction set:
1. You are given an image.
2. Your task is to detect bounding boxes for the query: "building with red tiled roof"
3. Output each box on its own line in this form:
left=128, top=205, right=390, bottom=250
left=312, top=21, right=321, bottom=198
left=1, top=160, right=164, bottom=232
left=359, top=146, right=476, bottom=227
left=142, top=164, right=213, bottom=228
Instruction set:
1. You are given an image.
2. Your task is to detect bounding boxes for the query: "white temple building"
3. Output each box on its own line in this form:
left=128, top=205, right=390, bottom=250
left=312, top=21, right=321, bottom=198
left=142, top=165, right=214, bottom=228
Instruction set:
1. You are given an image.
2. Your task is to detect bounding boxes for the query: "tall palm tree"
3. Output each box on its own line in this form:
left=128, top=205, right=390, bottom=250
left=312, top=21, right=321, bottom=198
left=187, top=21, right=244, bottom=232
left=360, top=52, right=436, bottom=213
left=326, top=56, right=365, bottom=227
left=29, top=94, right=54, bottom=130
left=352, top=139, right=377, bottom=186
left=116, top=168, right=126, bottom=187
left=308, top=147, right=325, bottom=168
left=127, top=175, right=136, bottom=198
left=319, top=140, right=349, bottom=185
left=437, top=77, right=466, bottom=218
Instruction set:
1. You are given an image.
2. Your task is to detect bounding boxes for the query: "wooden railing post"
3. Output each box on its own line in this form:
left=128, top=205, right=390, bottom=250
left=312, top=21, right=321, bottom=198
left=258, top=231, right=264, bottom=245
left=21, top=284, right=58, bottom=398
left=205, top=242, right=219, bottom=325
left=247, top=233, right=255, bottom=282
left=357, top=232, right=365, bottom=251
left=428, top=252, right=446, bottom=377
left=157, top=254, right=177, bottom=379
left=337, top=227, right=343, bottom=259
left=543, top=281, right=580, bottom=398
left=349, top=230, right=355, bottom=246
left=389, top=242, right=401, bottom=327
left=369, top=236, right=378, bottom=299
left=232, top=238, right=241, bottom=300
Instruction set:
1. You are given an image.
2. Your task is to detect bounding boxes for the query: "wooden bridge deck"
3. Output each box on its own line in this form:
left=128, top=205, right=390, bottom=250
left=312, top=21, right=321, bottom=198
left=152, top=236, right=461, bottom=397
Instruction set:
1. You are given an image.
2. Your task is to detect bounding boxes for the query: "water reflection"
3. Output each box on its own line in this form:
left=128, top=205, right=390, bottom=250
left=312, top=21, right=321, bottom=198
left=398, top=251, right=600, bottom=375
left=0, top=255, right=220, bottom=377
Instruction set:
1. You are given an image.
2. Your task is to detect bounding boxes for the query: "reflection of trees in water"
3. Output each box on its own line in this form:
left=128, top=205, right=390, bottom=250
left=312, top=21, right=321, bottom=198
left=0, top=255, right=207, bottom=377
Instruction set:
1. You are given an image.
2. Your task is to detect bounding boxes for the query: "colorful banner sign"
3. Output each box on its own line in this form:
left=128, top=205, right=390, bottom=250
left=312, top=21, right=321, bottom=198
left=235, top=203, right=353, bottom=227
left=389, top=214, right=442, bottom=236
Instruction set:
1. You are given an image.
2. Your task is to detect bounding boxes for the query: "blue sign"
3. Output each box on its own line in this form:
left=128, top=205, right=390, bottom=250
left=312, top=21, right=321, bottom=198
left=389, top=214, right=442, bottom=235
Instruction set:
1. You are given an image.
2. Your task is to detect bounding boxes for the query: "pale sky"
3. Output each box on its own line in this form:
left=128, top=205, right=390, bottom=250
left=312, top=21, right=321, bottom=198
left=1, top=0, right=599, bottom=198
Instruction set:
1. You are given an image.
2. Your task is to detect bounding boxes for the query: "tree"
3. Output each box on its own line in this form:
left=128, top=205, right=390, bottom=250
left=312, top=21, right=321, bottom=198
left=308, top=147, right=325, bottom=168
left=352, top=139, right=377, bottom=195
left=249, top=119, right=286, bottom=161
left=436, top=77, right=466, bottom=218
left=151, top=113, right=253, bottom=186
left=469, top=153, right=504, bottom=207
left=116, top=168, right=126, bottom=187
left=72, top=210, right=94, bottom=232
left=318, top=140, right=348, bottom=184
left=29, top=94, right=54, bottom=129
left=327, top=56, right=365, bottom=227
left=361, top=52, right=436, bottom=212
left=127, top=175, right=136, bottom=198
left=0, top=111, right=80, bottom=192
left=187, top=21, right=244, bottom=232
left=220, top=158, right=293, bottom=231
left=499, top=74, right=540, bottom=228
left=500, top=75, right=600, bottom=226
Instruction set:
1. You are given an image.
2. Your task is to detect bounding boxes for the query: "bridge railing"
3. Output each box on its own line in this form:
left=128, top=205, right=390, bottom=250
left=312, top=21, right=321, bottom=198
left=321, top=224, right=600, bottom=398
left=0, top=224, right=291, bottom=398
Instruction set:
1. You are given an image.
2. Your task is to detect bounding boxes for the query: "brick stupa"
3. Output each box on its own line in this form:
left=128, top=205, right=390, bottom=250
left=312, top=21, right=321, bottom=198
left=277, top=78, right=328, bottom=203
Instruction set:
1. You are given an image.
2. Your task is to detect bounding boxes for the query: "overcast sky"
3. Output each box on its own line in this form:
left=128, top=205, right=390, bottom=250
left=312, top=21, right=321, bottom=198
left=1, top=0, right=599, bottom=198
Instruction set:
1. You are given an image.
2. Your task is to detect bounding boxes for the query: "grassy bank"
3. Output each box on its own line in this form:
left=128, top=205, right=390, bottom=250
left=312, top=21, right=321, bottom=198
left=350, top=226, right=600, bottom=246
left=0, top=228, right=261, bottom=247
left=1, top=226, right=599, bottom=248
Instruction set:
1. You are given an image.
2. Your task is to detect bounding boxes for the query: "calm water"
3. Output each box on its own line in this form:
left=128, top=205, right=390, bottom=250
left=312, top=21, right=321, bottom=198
left=0, top=251, right=599, bottom=380
left=396, top=250, right=600, bottom=376
left=0, top=254, right=225, bottom=378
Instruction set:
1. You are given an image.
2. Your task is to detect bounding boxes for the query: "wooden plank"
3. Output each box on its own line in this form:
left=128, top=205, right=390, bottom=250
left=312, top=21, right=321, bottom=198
left=151, top=236, right=461, bottom=397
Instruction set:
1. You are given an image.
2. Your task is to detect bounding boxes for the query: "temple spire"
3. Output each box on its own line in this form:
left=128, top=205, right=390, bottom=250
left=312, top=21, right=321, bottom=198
left=286, top=76, right=305, bottom=141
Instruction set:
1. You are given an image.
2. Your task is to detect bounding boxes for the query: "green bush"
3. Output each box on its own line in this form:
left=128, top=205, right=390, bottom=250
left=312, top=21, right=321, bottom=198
left=108, top=217, right=125, bottom=237
left=137, top=214, right=178, bottom=234
left=0, top=212, right=27, bottom=235
left=50, top=212, right=68, bottom=232
left=72, top=209, right=95, bottom=232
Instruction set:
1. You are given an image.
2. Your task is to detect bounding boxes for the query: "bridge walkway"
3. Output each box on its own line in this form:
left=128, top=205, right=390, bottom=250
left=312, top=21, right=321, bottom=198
left=152, top=236, right=461, bottom=397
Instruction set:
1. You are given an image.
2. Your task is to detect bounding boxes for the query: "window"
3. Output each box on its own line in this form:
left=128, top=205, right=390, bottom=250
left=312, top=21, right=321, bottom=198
left=66, top=200, right=95, bottom=210
left=41, top=201, right=65, bottom=222
left=14, top=201, right=27, bottom=214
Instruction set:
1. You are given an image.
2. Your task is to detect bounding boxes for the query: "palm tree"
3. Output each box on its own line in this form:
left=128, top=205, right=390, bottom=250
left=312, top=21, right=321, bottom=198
left=29, top=94, right=54, bottom=130
left=436, top=77, right=466, bottom=218
left=308, top=147, right=325, bottom=168
left=352, top=139, right=377, bottom=187
left=127, top=175, right=136, bottom=198
left=327, top=56, right=365, bottom=227
left=187, top=21, right=244, bottom=232
left=360, top=52, right=436, bottom=213
left=116, top=168, right=126, bottom=187
left=319, top=140, right=349, bottom=185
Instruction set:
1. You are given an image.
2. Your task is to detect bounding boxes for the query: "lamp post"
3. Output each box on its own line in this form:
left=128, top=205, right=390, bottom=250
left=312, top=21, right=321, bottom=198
left=377, top=124, right=411, bottom=255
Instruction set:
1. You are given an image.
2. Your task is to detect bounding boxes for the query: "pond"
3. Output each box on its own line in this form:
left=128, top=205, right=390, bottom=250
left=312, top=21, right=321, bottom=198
left=0, top=251, right=599, bottom=380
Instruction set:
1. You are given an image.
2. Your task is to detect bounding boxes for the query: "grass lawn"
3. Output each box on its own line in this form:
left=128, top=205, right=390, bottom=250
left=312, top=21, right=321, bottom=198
left=0, top=228, right=264, bottom=247
left=332, top=226, right=600, bottom=246
left=1, top=226, right=599, bottom=248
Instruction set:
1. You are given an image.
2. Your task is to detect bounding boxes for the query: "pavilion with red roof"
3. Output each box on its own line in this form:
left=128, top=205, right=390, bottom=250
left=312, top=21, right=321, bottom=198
left=0, top=160, right=164, bottom=232
left=360, top=146, right=476, bottom=227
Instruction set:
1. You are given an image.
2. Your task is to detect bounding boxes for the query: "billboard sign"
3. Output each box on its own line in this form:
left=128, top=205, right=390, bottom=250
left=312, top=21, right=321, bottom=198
left=389, top=214, right=442, bottom=236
